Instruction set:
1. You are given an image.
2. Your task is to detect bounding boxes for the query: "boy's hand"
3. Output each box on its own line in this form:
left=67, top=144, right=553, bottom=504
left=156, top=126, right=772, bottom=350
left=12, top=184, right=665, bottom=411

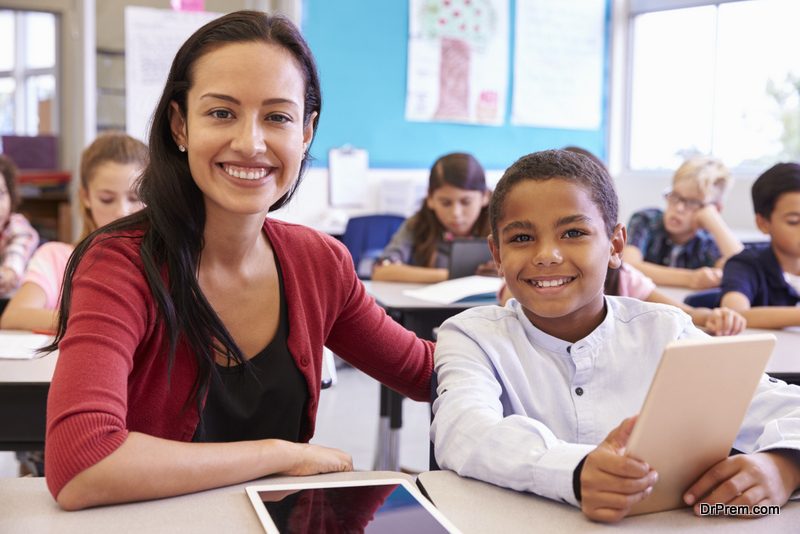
left=704, top=307, right=746, bottom=336
left=689, top=267, right=722, bottom=289
left=581, top=417, right=658, bottom=523
left=684, top=451, right=800, bottom=517
left=692, top=203, right=724, bottom=232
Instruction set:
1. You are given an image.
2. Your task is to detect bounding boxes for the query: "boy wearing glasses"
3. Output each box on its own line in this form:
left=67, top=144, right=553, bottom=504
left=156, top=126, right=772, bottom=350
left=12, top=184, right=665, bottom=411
left=624, top=156, right=743, bottom=289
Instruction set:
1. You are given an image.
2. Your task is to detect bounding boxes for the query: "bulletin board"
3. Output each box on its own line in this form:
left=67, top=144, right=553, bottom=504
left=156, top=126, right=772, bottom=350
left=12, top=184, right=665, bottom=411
left=302, top=0, right=611, bottom=170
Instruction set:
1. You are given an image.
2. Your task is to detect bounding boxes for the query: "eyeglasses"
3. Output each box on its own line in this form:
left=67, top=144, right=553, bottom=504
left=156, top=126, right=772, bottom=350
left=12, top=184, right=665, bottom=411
left=663, top=190, right=706, bottom=211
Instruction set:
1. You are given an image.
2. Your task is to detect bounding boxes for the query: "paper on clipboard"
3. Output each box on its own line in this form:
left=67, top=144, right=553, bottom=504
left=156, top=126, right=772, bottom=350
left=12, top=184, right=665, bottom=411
left=329, top=146, right=369, bottom=207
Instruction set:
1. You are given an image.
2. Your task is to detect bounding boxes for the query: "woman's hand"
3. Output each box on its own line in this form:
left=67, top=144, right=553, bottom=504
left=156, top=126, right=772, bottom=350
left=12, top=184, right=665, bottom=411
left=283, top=443, right=353, bottom=476
left=704, top=307, right=747, bottom=336
left=581, top=417, right=658, bottom=523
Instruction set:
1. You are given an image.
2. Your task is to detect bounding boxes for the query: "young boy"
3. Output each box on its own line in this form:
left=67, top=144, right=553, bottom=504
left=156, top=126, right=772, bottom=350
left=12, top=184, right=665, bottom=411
left=720, top=163, right=800, bottom=328
left=431, top=150, right=800, bottom=523
left=624, top=157, right=743, bottom=289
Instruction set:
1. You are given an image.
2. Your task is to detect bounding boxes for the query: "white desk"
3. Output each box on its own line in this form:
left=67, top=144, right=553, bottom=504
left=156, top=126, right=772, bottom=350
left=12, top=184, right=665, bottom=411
left=0, top=331, right=57, bottom=451
left=417, top=470, right=800, bottom=533
left=0, top=471, right=416, bottom=534
left=655, top=286, right=800, bottom=378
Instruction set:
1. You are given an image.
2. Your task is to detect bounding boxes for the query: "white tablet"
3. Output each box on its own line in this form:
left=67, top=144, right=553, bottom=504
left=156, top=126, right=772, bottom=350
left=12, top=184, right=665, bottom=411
left=626, top=333, right=776, bottom=515
left=246, top=477, right=461, bottom=533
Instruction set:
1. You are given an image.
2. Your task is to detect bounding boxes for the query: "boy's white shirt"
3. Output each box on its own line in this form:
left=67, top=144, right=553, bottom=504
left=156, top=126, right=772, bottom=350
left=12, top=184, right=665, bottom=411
left=431, top=296, right=800, bottom=507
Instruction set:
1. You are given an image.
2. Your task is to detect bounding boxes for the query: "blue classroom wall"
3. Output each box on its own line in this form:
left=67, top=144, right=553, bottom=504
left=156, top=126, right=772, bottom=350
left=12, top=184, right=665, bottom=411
left=302, top=0, right=611, bottom=170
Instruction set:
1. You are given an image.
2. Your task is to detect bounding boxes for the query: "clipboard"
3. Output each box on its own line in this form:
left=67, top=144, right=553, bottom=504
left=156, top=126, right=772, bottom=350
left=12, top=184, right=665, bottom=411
left=328, top=145, right=369, bottom=207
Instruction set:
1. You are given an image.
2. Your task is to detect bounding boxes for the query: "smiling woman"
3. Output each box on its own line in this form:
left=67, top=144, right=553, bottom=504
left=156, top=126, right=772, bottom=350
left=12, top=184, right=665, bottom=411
left=41, top=11, right=433, bottom=511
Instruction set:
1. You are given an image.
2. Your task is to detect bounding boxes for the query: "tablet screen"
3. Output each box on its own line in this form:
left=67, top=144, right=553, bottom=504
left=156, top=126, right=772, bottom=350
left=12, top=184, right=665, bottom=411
left=254, top=482, right=452, bottom=533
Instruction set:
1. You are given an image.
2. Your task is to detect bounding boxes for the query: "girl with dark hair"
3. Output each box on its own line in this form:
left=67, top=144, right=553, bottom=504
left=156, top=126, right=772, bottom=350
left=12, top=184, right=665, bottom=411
left=372, top=152, right=492, bottom=283
left=44, top=11, right=433, bottom=510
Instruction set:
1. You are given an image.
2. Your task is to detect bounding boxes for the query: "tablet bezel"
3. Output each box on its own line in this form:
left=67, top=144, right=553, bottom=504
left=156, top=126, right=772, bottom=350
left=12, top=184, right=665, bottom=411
left=447, top=238, right=493, bottom=280
left=626, top=333, right=776, bottom=515
left=245, top=477, right=460, bottom=533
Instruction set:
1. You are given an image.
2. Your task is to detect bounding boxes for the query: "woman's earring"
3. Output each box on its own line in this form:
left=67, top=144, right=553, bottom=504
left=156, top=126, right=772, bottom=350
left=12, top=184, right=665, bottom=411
left=178, top=144, right=186, bottom=153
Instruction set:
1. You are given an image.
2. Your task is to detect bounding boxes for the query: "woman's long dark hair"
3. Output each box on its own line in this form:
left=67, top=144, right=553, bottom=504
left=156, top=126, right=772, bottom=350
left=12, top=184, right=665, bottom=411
left=46, top=11, right=322, bottom=407
left=409, top=153, right=490, bottom=266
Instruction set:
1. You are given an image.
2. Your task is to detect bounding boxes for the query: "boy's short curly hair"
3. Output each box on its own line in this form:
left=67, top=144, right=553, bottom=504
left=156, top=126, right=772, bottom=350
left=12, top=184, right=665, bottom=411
left=751, top=162, right=800, bottom=219
left=490, top=149, right=618, bottom=244
left=672, top=156, right=731, bottom=204
left=0, top=154, right=20, bottom=211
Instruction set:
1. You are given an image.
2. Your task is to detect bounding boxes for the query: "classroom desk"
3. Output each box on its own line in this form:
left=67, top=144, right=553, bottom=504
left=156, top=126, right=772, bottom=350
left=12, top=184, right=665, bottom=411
left=417, top=470, right=800, bottom=533
left=655, top=286, right=800, bottom=383
left=0, top=470, right=416, bottom=534
left=363, top=281, right=496, bottom=471
left=0, top=333, right=58, bottom=451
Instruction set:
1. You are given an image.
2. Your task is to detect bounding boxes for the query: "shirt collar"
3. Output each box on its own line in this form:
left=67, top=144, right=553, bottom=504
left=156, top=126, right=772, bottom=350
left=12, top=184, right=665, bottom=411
left=512, top=297, right=614, bottom=355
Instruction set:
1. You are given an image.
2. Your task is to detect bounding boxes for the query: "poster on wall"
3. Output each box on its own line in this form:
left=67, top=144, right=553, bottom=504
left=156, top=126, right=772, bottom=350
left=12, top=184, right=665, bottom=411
left=511, top=0, right=605, bottom=129
left=405, top=0, right=509, bottom=126
left=125, top=6, right=220, bottom=143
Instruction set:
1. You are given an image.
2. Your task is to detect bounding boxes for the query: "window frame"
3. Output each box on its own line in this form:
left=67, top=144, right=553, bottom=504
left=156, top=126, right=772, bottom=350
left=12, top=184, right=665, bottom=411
left=0, top=9, right=60, bottom=135
left=611, top=0, right=769, bottom=179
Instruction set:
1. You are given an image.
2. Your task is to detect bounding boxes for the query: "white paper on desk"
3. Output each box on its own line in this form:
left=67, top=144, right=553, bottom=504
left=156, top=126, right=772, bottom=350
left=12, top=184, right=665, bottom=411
left=0, top=333, right=53, bottom=359
left=403, top=276, right=502, bottom=304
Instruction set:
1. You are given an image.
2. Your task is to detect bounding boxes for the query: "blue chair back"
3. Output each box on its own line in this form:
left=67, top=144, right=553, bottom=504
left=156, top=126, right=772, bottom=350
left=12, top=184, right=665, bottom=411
left=340, top=214, right=405, bottom=279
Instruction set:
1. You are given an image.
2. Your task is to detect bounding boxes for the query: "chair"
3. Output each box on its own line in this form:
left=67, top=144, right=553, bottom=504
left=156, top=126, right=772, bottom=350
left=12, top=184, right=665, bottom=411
left=340, top=214, right=405, bottom=279
left=683, top=288, right=722, bottom=308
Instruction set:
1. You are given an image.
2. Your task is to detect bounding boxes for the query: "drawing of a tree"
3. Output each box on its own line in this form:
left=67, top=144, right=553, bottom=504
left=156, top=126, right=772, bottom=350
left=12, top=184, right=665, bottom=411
left=418, top=0, right=496, bottom=121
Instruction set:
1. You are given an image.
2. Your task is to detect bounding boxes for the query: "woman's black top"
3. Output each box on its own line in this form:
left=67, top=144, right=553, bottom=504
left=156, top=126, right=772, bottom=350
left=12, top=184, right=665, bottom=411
left=194, top=258, right=308, bottom=443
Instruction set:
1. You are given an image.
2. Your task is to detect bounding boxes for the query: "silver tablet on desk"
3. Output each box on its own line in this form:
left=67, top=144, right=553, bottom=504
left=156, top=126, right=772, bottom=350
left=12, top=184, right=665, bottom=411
left=626, top=333, right=776, bottom=515
left=246, top=477, right=461, bottom=533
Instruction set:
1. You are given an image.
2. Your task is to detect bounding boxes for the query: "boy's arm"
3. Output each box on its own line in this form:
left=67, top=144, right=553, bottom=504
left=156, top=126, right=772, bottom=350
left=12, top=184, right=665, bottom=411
left=431, top=322, right=594, bottom=507
left=624, top=245, right=721, bottom=288
left=693, top=205, right=744, bottom=262
left=579, top=417, right=657, bottom=523
left=685, top=372, right=800, bottom=515
left=721, top=291, right=800, bottom=328
left=683, top=450, right=800, bottom=515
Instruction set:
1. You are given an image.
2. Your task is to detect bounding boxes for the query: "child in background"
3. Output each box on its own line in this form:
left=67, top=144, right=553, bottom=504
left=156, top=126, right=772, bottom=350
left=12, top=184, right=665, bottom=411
left=0, top=154, right=39, bottom=296
left=0, top=132, right=146, bottom=332
left=624, top=156, right=743, bottom=289
left=372, top=152, right=491, bottom=283
left=720, top=162, right=800, bottom=328
left=432, top=150, right=800, bottom=523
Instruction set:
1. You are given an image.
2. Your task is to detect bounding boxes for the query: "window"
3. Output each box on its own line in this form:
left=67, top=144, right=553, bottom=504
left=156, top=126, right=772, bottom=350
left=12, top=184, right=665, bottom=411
left=0, top=10, right=58, bottom=136
left=626, top=0, right=800, bottom=171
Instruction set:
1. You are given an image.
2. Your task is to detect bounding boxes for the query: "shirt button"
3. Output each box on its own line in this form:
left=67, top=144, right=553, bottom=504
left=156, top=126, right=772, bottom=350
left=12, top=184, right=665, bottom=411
left=769, top=377, right=778, bottom=383
left=301, top=357, right=309, bottom=366
left=575, top=387, right=584, bottom=396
